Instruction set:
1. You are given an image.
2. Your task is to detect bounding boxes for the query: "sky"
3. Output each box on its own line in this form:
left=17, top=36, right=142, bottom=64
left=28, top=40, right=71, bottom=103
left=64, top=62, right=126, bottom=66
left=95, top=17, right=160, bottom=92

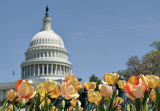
left=0, top=1, right=160, bottom=83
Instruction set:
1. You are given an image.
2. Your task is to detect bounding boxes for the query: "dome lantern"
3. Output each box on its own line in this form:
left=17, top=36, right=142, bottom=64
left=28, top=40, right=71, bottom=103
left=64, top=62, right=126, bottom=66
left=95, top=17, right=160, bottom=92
left=42, top=6, right=52, bottom=31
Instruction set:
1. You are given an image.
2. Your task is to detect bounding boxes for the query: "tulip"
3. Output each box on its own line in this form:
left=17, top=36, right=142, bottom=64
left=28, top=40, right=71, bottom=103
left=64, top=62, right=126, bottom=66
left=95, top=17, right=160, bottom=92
left=84, top=81, right=96, bottom=90
left=15, top=79, right=36, bottom=101
left=44, top=79, right=59, bottom=93
left=149, top=89, right=156, bottom=101
left=118, top=80, right=127, bottom=89
left=88, top=89, right=102, bottom=105
left=60, top=82, right=79, bottom=100
left=145, top=75, right=160, bottom=89
left=69, top=106, right=83, bottom=111
left=114, top=97, right=124, bottom=104
left=41, top=97, right=51, bottom=107
left=7, top=89, right=18, bottom=101
left=48, top=88, right=60, bottom=98
left=66, top=77, right=82, bottom=90
left=5, top=104, right=13, bottom=111
left=37, top=82, right=47, bottom=97
left=51, top=106, right=58, bottom=111
left=70, top=99, right=81, bottom=107
left=104, top=73, right=119, bottom=85
left=99, top=84, right=113, bottom=97
left=124, top=75, right=147, bottom=100
left=65, top=73, right=76, bottom=82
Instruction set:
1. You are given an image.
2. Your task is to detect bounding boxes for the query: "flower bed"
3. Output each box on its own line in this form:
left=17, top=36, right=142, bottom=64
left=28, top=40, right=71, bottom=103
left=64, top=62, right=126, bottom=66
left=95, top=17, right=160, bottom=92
left=0, top=73, right=160, bottom=111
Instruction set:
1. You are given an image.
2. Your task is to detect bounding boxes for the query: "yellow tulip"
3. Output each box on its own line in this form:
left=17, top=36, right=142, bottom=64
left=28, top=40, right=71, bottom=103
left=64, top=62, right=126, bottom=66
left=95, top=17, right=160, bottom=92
left=88, top=89, right=102, bottom=105
left=69, top=106, right=83, bottom=111
left=66, top=77, right=82, bottom=90
left=145, top=75, right=160, bottom=89
left=7, top=89, right=18, bottom=101
left=37, top=82, right=47, bottom=97
left=51, top=106, right=59, bottom=111
left=124, top=76, right=147, bottom=100
left=48, top=88, right=60, bottom=98
left=15, top=79, right=36, bottom=102
left=149, top=89, right=156, bottom=101
left=84, top=81, right=96, bottom=90
left=44, top=79, right=59, bottom=93
left=60, top=82, right=79, bottom=100
left=41, top=97, right=51, bottom=107
left=5, top=104, right=13, bottom=111
left=104, top=73, right=119, bottom=85
left=70, top=99, right=81, bottom=107
left=99, top=84, right=113, bottom=97
left=114, top=97, right=124, bottom=104
left=118, top=80, right=127, bottom=89
left=65, top=73, right=76, bottom=82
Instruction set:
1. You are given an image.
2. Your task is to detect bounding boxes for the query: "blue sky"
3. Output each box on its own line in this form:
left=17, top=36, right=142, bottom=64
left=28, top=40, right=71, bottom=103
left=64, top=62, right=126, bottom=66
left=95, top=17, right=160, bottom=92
left=0, top=1, right=160, bottom=83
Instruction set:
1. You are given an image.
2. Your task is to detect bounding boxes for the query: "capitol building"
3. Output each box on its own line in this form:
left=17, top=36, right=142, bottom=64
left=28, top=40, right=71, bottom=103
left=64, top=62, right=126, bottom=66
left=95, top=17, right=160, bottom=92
left=0, top=7, right=72, bottom=101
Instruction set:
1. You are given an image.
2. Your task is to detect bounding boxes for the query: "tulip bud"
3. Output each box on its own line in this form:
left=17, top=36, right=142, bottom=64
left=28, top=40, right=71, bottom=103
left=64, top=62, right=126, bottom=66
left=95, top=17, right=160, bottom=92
left=61, top=100, right=65, bottom=109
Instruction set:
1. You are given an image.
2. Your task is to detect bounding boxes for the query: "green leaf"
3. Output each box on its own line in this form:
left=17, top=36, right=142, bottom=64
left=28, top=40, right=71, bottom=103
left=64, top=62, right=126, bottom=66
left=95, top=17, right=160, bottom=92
left=155, top=87, right=160, bottom=111
left=142, top=90, right=148, bottom=110
left=129, top=103, right=136, bottom=111
left=27, top=98, right=36, bottom=111
left=106, top=90, right=118, bottom=111
left=96, top=106, right=99, bottom=111
left=83, top=100, right=89, bottom=111
left=44, top=93, right=49, bottom=111
left=148, top=101, right=155, bottom=111
left=0, top=99, right=8, bottom=111
left=135, top=98, right=141, bottom=111
left=35, top=93, right=41, bottom=111
left=75, top=101, right=80, bottom=111
left=13, top=104, right=19, bottom=111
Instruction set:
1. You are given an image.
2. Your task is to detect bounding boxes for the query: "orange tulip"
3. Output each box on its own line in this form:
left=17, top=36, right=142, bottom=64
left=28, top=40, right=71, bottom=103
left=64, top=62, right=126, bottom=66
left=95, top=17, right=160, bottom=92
left=84, top=81, right=96, bottom=90
left=7, top=89, right=18, bottom=101
left=48, top=88, right=60, bottom=98
left=118, top=80, right=127, bottom=89
left=70, top=99, right=81, bottom=107
left=60, top=82, right=79, bottom=100
left=51, top=106, right=58, bottom=111
left=99, top=84, right=113, bottom=97
left=104, top=73, right=119, bottom=85
left=145, top=75, right=160, bottom=89
left=149, top=89, right=156, bottom=101
left=124, top=75, right=147, bottom=100
left=88, top=89, right=102, bottom=105
left=15, top=79, right=36, bottom=101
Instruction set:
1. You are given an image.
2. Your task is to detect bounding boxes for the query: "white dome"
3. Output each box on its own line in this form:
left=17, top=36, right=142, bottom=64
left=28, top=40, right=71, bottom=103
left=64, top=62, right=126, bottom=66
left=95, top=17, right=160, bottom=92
left=30, top=30, right=64, bottom=47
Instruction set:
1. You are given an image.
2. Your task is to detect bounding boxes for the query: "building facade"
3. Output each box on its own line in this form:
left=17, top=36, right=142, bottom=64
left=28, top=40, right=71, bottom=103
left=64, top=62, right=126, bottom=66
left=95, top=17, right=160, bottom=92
left=0, top=7, right=72, bottom=101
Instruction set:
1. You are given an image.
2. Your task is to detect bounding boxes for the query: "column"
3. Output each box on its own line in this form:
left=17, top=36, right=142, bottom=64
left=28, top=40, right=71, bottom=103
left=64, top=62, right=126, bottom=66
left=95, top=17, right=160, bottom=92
left=63, top=66, right=65, bottom=75
left=51, top=64, right=53, bottom=75
left=55, top=65, right=57, bottom=75
left=46, top=64, right=48, bottom=75
left=26, top=66, right=28, bottom=76
left=0, top=90, right=2, bottom=101
left=38, top=65, right=40, bottom=75
left=42, top=64, right=44, bottom=75
left=33, top=65, right=35, bottom=76
left=60, top=65, right=61, bottom=75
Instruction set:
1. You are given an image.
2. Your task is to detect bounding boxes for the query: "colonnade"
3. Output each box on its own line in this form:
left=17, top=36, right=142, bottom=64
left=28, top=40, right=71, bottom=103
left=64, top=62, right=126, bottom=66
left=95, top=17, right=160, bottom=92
left=22, top=64, right=71, bottom=78
left=26, top=51, right=67, bottom=60
left=0, top=89, right=9, bottom=101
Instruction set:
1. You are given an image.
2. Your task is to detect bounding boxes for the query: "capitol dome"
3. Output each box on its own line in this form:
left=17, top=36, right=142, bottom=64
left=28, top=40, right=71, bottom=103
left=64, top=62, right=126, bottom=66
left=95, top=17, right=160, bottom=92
left=30, top=30, right=65, bottom=48
left=21, top=7, right=72, bottom=83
